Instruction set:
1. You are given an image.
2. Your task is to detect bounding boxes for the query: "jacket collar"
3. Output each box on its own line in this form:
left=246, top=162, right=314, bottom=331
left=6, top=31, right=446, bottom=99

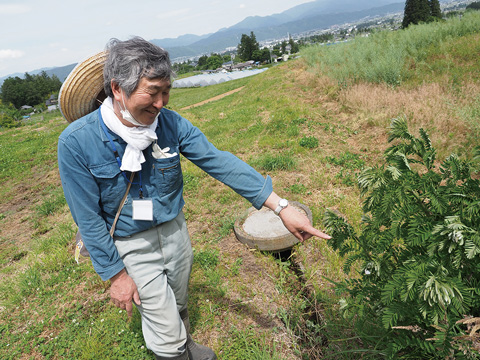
left=97, top=108, right=122, bottom=143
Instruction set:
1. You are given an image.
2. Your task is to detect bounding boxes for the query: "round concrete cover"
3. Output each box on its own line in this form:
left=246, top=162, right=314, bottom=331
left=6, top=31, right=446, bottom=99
left=242, top=209, right=290, bottom=238
left=234, top=201, right=312, bottom=251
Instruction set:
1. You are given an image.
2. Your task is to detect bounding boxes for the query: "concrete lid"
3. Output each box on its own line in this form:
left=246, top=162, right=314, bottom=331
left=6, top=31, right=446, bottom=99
left=233, top=201, right=312, bottom=252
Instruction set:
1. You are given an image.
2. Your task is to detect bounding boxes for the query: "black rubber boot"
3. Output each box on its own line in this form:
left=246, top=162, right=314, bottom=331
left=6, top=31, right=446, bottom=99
left=180, top=309, right=217, bottom=360
left=154, top=349, right=189, bottom=360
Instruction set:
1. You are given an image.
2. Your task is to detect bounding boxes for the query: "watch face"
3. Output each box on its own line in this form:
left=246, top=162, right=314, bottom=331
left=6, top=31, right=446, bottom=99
left=279, top=199, right=288, bottom=207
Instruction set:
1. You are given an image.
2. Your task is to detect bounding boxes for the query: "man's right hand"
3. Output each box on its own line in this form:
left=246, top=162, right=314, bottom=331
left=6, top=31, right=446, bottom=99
left=110, top=269, right=141, bottom=317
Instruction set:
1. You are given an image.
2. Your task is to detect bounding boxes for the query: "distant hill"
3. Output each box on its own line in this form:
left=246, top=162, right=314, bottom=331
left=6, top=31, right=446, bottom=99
left=0, top=63, right=76, bottom=88
left=150, top=33, right=212, bottom=48
left=43, top=63, right=77, bottom=82
left=229, top=0, right=399, bottom=29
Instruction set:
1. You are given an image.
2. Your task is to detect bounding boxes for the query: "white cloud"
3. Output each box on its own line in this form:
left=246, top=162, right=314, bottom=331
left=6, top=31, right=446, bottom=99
left=0, top=4, right=31, bottom=14
left=239, top=4, right=246, bottom=9
left=0, top=49, right=24, bottom=60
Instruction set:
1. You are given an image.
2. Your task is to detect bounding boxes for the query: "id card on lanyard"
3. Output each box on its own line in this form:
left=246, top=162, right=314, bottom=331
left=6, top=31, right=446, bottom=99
left=99, top=109, right=153, bottom=221
left=132, top=199, right=153, bottom=221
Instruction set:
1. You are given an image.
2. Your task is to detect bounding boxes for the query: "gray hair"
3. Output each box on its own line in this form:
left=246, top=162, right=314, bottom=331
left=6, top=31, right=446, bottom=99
left=103, top=37, right=175, bottom=98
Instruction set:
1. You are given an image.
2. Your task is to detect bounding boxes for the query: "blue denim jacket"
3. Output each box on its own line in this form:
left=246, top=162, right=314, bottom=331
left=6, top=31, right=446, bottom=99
left=58, top=107, right=272, bottom=280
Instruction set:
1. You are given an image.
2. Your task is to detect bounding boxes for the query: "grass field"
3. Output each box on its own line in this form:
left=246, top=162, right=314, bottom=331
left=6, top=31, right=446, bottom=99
left=1, top=11, right=480, bottom=359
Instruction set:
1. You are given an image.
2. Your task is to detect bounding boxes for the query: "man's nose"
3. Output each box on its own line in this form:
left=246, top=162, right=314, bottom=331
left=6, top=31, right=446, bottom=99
left=152, top=96, right=163, bottom=109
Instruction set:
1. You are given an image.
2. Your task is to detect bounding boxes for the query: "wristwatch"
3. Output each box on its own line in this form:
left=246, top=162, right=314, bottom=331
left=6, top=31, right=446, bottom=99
left=274, top=198, right=289, bottom=215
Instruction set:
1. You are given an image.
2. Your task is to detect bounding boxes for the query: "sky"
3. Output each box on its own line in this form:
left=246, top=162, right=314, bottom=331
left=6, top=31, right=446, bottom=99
left=0, top=0, right=314, bottom=78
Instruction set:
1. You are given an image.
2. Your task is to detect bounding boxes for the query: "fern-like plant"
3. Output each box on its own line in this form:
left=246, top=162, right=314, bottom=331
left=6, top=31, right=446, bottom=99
left=324, top=117, right=480, bottom=359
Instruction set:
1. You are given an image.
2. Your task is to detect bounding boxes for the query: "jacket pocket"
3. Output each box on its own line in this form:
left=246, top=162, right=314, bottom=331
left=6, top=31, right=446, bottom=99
left=90, top=161, right=126, bottom=211
left=153, top=154, right=182, bottom=196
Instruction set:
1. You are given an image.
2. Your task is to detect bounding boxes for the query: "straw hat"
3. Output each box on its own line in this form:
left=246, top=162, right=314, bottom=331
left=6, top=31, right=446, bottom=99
left=59, top=51, right=107, bottom=123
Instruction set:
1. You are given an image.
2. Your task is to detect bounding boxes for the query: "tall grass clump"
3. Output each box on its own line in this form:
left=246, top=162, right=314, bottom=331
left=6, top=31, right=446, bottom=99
left=251, top=153, right=296, bottom=171
left=302, top=11, right=480, bottom=86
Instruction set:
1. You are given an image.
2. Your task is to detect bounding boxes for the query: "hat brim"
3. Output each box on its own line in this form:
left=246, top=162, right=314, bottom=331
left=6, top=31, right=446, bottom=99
left=59, top=51, right=107, bottom=123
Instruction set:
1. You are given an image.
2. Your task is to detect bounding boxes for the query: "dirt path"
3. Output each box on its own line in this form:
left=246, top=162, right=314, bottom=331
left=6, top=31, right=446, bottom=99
left=180, top=86, right=245, bottom=110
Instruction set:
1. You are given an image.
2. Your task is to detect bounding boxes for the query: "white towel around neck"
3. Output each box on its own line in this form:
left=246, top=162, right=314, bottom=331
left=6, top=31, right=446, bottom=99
left=100, top=97, right=158, bottom=172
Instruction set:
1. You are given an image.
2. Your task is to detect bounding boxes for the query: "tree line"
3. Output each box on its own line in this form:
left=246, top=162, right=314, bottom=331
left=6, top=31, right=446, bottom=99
left=401, top=1, right=480, bottom=29
left=1, top=71, right=62, bottom=109
left=0, top=71, right=61, bottom=127
left=466, top=1, right=480, bottom=10
left=173, top=31, right=300, bottom=75
left=402, top=0, right=442, bottom=28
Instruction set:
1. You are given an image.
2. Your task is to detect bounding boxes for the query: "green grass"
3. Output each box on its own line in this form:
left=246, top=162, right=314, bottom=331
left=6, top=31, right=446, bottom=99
left=251, top=153, right=296, bottom=171
left=0, top=126, right=61, bottom=180
left=219, top=327, right=283, bottom=360
left=0, top=220, right=151, bottom=359
left=302, top=11, right=480, bottom=86
left=299, top=135, right=319, bottom=149
left=35, top=186, right=67, bottom=217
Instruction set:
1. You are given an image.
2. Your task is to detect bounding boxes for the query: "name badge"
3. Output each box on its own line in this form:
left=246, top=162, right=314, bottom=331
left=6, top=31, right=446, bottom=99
left=132, top=198, right=153, bottom=221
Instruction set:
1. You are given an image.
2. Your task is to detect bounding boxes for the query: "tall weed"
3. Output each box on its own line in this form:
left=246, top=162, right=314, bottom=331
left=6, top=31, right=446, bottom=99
left=324, top=118, right=480, bottom=358
left=302, top=11, right=480, bottom=86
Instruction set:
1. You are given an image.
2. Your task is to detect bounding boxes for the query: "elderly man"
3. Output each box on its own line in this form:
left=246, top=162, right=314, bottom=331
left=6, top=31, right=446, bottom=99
left=58, top=37, right=330, bottom=360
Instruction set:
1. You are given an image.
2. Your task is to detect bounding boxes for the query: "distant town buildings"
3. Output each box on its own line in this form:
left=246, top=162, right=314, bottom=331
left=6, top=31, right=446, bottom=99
left=172, top=0, right=474, bottom=70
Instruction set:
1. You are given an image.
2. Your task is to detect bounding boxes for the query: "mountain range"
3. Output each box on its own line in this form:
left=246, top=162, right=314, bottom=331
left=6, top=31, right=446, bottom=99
left=0, top=0, right=456, bottom=86
left=151, top=0, right=406, bottom=59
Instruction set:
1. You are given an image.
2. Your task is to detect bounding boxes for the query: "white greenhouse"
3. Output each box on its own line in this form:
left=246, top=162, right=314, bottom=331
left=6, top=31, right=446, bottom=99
left=172, top=69, right=268, bottom=88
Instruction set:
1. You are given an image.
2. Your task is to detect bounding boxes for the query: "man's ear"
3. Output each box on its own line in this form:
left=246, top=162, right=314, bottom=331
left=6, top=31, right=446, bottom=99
left=111, top=80, right=122, bottom=103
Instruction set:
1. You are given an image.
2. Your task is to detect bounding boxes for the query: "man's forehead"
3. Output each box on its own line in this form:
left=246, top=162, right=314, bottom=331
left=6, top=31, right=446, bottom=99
left=140, top=77, right=171, bottom=89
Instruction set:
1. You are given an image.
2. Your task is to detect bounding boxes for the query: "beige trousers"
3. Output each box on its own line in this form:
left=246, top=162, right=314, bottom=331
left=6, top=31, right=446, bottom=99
left=114, top=211, right=193, bottom=357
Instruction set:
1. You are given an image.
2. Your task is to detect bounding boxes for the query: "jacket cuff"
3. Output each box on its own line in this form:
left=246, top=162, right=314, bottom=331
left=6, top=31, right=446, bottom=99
left=251, top=175, right=273, bottom=210
left=92, top=258, right=126, bottom=282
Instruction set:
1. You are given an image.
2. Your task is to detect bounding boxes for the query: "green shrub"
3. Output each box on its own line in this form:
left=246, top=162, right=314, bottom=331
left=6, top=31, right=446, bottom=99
left=0, top=102, right=22, bottom=128
left=324, top=117, right=480, bottom=358
left=0, top=113, right=21, bottom=128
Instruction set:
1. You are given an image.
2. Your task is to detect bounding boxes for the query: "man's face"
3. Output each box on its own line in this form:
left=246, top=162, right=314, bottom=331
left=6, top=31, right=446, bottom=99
left=116, top=77, right=171, bottom=127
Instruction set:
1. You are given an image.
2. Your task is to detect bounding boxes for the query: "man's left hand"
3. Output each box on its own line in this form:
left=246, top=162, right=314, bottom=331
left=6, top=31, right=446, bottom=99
left=263, top=192, right=331, bottom=242
left=279, top=205, right=331, bottom=241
